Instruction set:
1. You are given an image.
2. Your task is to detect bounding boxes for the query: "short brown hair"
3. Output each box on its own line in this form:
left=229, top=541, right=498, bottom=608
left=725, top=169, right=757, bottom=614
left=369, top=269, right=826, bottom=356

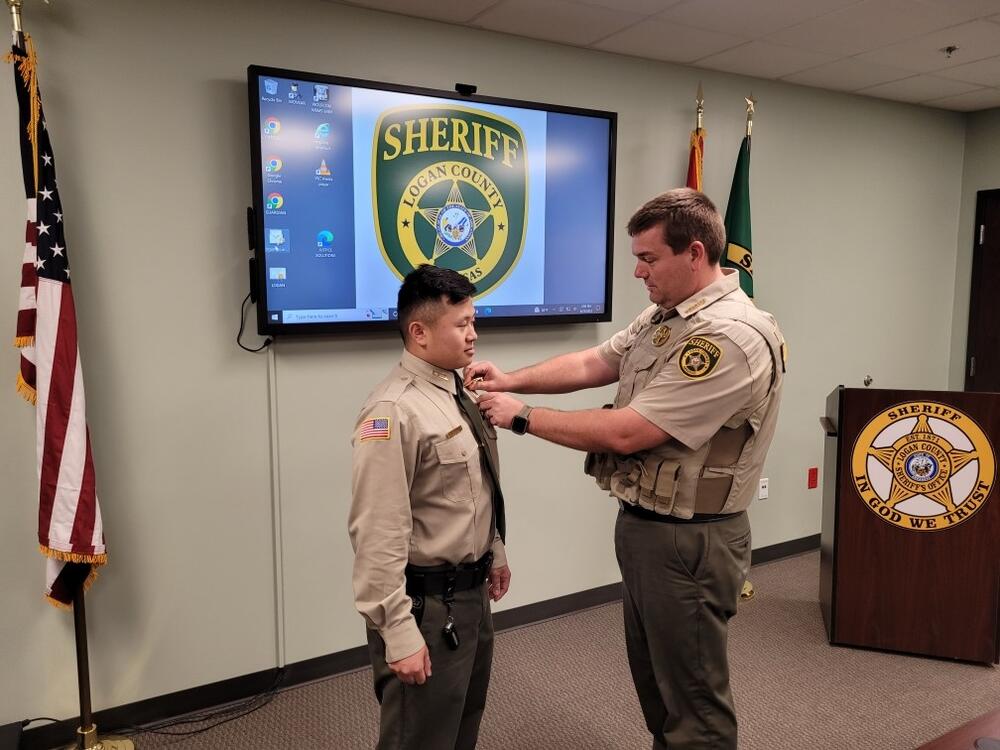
left=626, top=188, right=726, bottom=265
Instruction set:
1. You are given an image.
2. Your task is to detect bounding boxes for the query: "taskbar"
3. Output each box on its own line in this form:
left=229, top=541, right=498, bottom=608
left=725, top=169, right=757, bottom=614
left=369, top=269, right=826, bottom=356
left=269, top=302, right=605, bottom=325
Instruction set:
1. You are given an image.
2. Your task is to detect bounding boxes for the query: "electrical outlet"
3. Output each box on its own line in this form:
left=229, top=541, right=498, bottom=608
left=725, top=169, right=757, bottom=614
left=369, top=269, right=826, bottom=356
left=758, top=477, right=769, bottom=500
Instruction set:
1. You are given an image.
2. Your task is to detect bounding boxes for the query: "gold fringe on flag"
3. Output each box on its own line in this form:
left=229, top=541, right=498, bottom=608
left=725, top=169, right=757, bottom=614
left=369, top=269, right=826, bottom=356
left=14, top=334, right=34, bottom=348
left=44, top=565, right=100, bottom=610
left=16, top=371, right=36, bottom=404
left=39, top=544, right=109, bottom=566
left=4, top=33, right=41, bottom=192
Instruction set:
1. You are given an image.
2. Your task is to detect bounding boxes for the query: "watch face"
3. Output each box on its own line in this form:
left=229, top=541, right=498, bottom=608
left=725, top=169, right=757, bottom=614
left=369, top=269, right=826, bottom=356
left=511, top=415, right=528, bottom=435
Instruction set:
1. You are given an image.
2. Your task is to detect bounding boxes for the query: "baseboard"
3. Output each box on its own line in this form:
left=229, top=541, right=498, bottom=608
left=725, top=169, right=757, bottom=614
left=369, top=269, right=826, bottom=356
left=0, top=722, right=23, bottom=750
left=22, top=533, right=819, bottom=749
left=751, top=533, right=821, bottom=566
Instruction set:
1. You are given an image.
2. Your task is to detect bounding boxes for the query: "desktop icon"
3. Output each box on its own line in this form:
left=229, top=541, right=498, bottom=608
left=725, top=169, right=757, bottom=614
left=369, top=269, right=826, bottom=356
left=264, top=79, right=278, bottom=96
left=269, top=267, right=287, bottom=281
left=313, top=85, right=329, bottom=103
left=263, top=116, right=281, bottom=136
left=266, top=192, right=284, bottom=210
left=268, top=229, right=287, bottom=247
left=316, top=230, right=334, bottom=249
left=314, top=122, right=331, bottom=139
left=265, top=156, right=283, bottom=173
left=315, top=159, right=331, bottom=176
left=288, top=82, right=301, bottom=101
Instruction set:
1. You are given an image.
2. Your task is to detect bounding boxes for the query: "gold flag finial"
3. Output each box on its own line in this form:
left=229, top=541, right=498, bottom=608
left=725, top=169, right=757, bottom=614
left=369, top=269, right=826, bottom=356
left=7, top=0, right=23, bottom=48
left=696, top=81, right=704, bottom=131
left=745, top=93, right=756, bottom=138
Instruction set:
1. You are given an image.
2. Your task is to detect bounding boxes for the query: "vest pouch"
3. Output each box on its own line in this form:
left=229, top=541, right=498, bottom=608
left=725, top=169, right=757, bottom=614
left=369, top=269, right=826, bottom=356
left=609, top=458, right=644, bottom=504
left=637, top=456, right=681, bottom=515
left=584, top=451, right=613, bottom=490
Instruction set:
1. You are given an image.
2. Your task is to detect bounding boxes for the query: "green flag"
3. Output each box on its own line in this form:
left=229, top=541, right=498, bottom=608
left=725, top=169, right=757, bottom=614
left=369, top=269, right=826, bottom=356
left=723, top=136, right=753, bottom=297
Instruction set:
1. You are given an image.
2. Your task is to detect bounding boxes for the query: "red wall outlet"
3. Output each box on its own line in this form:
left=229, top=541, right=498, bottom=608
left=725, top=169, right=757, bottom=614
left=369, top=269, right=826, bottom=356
left=807, top=467, right=819, bottom=489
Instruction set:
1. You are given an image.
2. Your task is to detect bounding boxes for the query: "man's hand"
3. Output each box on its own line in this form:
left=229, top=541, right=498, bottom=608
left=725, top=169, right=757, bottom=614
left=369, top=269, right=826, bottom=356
left=477, top=392, right=525, bottom=430
left=464, top=361, right=511, bottom=392
left=388, top=644, right=432, bottom=686
left=488, top=564, right=511, bottom=602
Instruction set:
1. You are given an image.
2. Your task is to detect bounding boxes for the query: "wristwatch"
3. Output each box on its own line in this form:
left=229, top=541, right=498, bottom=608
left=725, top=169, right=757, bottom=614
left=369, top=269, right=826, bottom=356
left=511, top=405, right=533, bottom=435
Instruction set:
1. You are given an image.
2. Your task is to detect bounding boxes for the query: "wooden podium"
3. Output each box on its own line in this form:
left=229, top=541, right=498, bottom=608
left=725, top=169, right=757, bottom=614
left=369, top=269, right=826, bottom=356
left=820, top=387, right=1000, bottom=663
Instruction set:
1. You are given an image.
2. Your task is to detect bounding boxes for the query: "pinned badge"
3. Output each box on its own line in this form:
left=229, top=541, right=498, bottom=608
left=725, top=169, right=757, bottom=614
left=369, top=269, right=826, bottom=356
left=652, top=326, right=671, bottom=347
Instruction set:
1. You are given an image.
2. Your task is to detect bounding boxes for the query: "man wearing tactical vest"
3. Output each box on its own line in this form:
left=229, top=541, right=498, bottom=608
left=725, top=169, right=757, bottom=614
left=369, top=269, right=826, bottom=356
left=470, top=188, right=785, bottom=750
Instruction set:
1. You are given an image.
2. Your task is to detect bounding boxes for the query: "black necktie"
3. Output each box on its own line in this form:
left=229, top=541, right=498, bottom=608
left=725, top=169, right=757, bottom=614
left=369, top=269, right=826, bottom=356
left=453, top=372, right=506, bottom=543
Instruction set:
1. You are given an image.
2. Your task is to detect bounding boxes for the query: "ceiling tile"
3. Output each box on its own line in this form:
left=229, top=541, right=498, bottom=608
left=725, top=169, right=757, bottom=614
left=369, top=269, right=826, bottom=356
left=858, top=20, right=1000, bottom=72
left=594, top=18, right=747, bottom=63
left=339, top=0, right=502, bottom=23
left=934, top=55, right=1000, bottom=85
left=472, top=0, right=645, bottom=46
left=766, top=0, right=968, bottom=56
left=781, top=58, right=913, bottom=91
left=923, top=86, right=1000, bottom=110
left=857, top=74, right=982, bottom=101
left=574, top=0, right=684, bottom=15
left=694, top=41, right=838, bottom=79
left=915, top=0, right=1000, bottom=21
left=657, top=0, right=861, bottom=38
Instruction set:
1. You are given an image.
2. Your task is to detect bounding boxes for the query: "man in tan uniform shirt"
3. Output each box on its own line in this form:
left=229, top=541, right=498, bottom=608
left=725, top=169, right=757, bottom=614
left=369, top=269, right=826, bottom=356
left=471, top=189, right=785, bottom=749
left=350, top=265, right=511, bottom=750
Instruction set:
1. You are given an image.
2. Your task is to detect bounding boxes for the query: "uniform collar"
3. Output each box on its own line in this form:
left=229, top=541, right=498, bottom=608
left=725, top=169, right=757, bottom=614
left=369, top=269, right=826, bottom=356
left=401, top=349, right=458, bottom=394
left=672, top=268, right=740, bottom=319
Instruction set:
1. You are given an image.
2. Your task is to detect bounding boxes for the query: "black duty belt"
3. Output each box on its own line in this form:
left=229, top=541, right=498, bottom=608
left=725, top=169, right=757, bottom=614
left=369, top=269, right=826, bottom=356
left=405, top=551, right=493, bottom=597
left=621, top=501, right=740, bottom=524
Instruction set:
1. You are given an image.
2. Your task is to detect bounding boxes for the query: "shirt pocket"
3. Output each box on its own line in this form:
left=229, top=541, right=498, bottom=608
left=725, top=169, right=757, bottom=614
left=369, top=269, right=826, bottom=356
left=434, top=434, right=475, bottom=503
left=618, top=350, right=661, bottom=404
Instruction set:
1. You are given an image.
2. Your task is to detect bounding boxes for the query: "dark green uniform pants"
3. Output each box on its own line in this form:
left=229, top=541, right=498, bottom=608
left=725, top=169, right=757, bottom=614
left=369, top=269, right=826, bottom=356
left=615, top=508, right=752, bottom=750
left=367, top=584, right=494, bottom=750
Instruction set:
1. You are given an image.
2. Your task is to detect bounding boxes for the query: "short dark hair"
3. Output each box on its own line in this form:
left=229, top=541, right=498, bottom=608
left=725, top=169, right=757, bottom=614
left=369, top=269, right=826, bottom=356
left=397, top=265, right=476, bottom=339
left=626, top=188, right=726, bottom=265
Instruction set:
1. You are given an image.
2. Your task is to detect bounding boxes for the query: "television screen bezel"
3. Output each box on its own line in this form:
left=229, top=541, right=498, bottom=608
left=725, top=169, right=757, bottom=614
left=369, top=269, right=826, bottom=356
left=247, top=64, right=617, bottom=336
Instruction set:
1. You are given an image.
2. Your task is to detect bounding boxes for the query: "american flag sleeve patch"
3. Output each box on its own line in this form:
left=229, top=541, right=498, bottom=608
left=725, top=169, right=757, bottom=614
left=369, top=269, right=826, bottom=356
left=359, top=417, right=391, bottom=442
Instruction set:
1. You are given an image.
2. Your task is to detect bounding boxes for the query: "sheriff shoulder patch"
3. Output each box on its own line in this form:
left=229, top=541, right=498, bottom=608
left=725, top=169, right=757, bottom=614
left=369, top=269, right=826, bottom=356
left=679, top=337, right=723, bottom=380
left=359, top=417, right=391, bottom=442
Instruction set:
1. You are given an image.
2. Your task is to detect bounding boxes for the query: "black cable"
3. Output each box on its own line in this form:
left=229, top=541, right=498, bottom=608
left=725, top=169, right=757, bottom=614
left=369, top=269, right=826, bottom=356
left=238, top=291, right=273, bottom=353
left=119, top=668, right=285, bottom=738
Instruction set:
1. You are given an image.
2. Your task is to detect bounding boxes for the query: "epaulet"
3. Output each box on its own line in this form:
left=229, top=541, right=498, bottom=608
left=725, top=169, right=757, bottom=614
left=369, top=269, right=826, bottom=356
left=373, top=373, right=413, bottom=404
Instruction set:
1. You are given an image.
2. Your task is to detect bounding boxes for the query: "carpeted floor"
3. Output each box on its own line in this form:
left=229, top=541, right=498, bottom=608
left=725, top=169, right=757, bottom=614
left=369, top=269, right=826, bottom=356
left=132, top=551, right=998, bottom=749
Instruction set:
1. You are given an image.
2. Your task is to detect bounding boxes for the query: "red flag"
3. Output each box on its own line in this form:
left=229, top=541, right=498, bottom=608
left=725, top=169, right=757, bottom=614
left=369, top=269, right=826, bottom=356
left=8, top=38, right=106, bottom=607
left=686, top=128, right=704, bottom=191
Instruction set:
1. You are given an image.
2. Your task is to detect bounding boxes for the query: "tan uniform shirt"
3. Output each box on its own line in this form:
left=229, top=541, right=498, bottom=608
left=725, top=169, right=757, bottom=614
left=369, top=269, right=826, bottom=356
left=349, top=349, right=507, bottom=662
left=596, top=268, right=785, bottom=516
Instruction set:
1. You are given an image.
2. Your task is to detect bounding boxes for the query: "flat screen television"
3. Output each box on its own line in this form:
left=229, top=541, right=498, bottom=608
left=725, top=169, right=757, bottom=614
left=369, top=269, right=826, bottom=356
left=248, top=65, right=616, bottom=335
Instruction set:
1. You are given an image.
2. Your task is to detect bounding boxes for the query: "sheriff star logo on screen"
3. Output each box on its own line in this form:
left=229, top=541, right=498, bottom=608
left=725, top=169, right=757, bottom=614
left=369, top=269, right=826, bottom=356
left=372, top=104, right=527, bottom=296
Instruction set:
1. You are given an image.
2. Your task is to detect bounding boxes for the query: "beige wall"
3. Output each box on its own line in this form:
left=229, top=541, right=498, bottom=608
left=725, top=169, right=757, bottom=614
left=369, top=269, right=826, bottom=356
left=0, top=0, right=974, bottom=723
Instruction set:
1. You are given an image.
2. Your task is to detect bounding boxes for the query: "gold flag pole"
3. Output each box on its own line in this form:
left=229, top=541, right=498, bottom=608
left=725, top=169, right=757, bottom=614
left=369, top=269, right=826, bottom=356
left=695, top=81, right=704, bottom=132
left=5, top=7, right=134, bottom=747
left=7, top=0, right=23, bottom=49
left=739, top=92, right=757, bottom=603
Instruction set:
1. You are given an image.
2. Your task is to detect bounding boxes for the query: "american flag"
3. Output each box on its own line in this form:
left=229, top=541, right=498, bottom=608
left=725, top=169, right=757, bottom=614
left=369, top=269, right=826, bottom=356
left=9, top=38, right=106, bottom=607
left=359, top=417, right=391, bottom=442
